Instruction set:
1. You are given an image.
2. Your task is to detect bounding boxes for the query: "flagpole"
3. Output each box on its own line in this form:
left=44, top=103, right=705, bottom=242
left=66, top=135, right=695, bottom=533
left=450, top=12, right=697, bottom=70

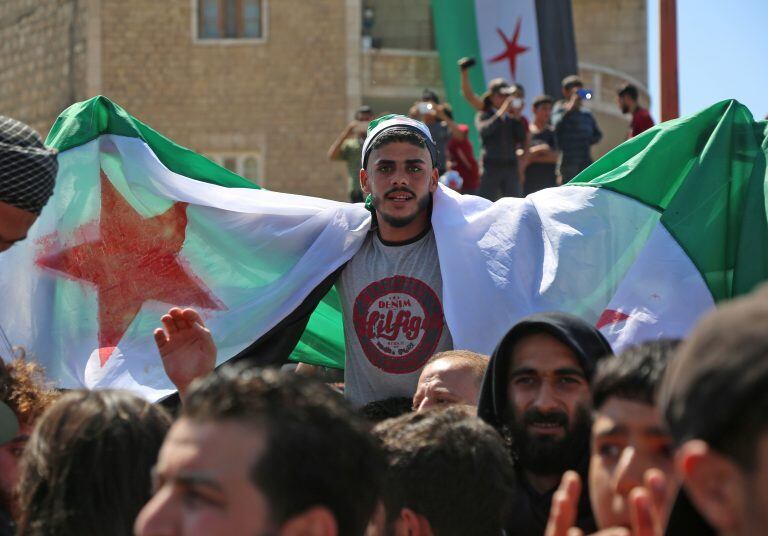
left=659, top=0, right=679, bottom=121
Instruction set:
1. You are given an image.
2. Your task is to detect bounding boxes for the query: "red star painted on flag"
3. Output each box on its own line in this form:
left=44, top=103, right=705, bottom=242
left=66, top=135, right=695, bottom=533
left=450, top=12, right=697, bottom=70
left=596, top=309, right=631, bottom=329
left=488, top=18, right=530, bottom=81
left=36, top=170, right=224, bottom=366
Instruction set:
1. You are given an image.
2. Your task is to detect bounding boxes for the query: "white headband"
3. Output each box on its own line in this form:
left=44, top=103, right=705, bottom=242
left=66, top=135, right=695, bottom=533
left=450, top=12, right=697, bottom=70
left=360, top=115, right=436, bottom=168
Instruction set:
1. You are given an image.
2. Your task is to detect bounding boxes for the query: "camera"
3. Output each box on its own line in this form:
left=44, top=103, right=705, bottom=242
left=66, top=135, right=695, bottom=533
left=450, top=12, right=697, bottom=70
left=576, top=88, right=593, bottom=100
left=458, top=57, right=476, bottom=69
left=417, top=101, right=435, bottom=115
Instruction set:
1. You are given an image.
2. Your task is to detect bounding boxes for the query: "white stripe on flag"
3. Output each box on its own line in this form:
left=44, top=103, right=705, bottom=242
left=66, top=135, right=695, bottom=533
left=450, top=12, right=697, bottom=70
left=475, top=0, right=544, bottom=98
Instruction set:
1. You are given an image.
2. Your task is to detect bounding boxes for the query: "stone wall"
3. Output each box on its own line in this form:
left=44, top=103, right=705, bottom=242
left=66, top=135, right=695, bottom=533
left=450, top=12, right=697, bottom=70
left=0, top=0, right=88, bottom=135
left=98, top=0, right=351, bottom=198
left=573, top=0, right=648, bottom=86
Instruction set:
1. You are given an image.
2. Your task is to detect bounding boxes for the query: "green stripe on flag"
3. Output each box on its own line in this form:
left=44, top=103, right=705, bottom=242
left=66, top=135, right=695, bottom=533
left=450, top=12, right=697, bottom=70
left=570, top=100, right=768, bottom=302
left=46, top=96, right=258, bottom=190
left=431, top=0, right=485, bottom=155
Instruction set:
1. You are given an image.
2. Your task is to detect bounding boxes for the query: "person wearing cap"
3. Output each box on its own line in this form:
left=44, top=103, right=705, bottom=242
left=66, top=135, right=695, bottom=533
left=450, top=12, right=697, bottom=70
left=327, top=105, right=374, bottom=203
left=552, top=75, right=602, bottom=183
left=155, top=115, right=454, bottom=408
left=658, top=286, right=768, bottom=536
left=475, top=78, right=529, bottom=200
left=408, top=89, right=452, bottom=175
left=477, top=312, right=612, bottom=535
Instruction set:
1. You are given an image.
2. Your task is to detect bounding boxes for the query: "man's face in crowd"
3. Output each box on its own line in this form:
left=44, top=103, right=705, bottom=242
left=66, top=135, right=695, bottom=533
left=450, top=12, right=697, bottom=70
left=490, top=91, right=508, bottom=110
left=412, top=359, right=482, bottom=411
left=135, top=418, right=277, bottom=536
left=617, top=95, right=633, bottom=115
left=361, top=141, right=437, bottom=230
left=533, top=103, right=553, bottom=124
left=0, top=201, right=36, bottom=253
left=505, top=333, right=592, bottom=475
left=589, top=397, right=677, bottom=530
left=0, top=422, right=32, bottom=516
left=356, top=111, right=374, bottom=138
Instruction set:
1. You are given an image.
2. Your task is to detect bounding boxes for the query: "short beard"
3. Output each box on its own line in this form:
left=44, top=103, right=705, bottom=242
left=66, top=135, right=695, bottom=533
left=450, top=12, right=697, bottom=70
left=503, top=403, right=592, bottom=476
left=372, top=189, right=431, bottom=228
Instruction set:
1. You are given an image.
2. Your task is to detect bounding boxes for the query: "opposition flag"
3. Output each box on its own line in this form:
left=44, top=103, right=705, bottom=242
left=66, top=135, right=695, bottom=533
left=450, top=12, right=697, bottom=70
left=0, top=96, right=765, bottom=401
left=431, top=0, right=578, bottom=142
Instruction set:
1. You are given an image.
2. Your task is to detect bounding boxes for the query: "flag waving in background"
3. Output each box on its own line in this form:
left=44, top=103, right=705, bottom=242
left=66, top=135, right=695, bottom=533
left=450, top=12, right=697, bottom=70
left=0, top=96, right=766, bottom=401
left=431, top=0, right=579, bottom=147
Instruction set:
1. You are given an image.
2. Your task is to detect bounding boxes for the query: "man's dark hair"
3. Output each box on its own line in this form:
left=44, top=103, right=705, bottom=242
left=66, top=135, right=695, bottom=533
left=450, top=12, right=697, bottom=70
left=532, top=95, right=555, bottom=110
left=374, top=405, right=515, bottom=536
left=360, top=396, right=413, bottom=423
left=562, top=75, right=583, bottom=90
left=183, top=366, right=384, bottom=536
left=660, top=285, right=768, bottom=473
left=617, top=83, right=639, bottom=101
left=17, top=390, right=171, bottom=536
left=421, top=89, right=440, bottom=103
left=365, top=127, right=434, bottom=169
left=592, top=339, right=679, bottom=410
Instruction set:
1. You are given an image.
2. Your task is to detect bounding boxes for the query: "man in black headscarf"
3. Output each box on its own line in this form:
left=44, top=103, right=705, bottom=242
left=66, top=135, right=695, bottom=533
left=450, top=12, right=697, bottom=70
left=477, top=312, right=612, bottom=535
left=0, top=115, right=58, bottom=253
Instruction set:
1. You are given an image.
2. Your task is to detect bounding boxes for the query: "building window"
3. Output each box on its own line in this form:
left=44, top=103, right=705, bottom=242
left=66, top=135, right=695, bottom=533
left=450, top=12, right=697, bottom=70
left=361, top=0, right=435, bottom=51
left=197, top=0, right=265, bottom=40
left=209, top=153, right=264, bottom=186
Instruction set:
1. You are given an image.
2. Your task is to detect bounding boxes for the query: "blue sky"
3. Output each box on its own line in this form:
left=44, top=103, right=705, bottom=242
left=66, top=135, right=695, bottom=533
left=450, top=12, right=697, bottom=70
left=647, top=0, right=768, bottom=121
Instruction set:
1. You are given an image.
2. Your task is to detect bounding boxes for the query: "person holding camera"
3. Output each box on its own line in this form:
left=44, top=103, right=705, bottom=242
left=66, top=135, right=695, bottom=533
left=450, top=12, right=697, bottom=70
left=552, top=75, right=602, bottom=183
left=475, top=79, right=529, bottom=200
left=458, top=57, right=530, bottom=131
left=408, top=89, right=452, bottom=175
left=327, top=105, right=374, bottom=203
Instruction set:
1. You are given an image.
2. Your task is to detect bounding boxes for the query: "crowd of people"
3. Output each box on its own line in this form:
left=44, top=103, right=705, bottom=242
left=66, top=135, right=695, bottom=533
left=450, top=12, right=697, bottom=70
left=0, top=77, right=760, bottom=536
left=329, top=61, right=654, bottom=203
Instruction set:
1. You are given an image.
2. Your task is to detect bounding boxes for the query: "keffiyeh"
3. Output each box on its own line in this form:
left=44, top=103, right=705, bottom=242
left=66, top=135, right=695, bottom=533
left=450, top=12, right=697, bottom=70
left=0, top=115, right=58, bottom=215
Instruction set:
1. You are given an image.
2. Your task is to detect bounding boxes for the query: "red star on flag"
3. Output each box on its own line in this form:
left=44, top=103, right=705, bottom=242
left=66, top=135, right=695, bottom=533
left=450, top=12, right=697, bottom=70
left=36, top=170, right=224, bottom=366
left=596, top=309, right=631, bottom=329
left=488, top=18, right=530, bottom=81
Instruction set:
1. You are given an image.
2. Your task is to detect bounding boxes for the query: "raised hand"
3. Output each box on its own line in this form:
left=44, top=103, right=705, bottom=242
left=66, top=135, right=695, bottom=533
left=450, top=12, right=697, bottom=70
left=545, top=471, right=583, bottom=536
left=154, top=307, right=217, bottom=400
left=627, top=469, right=667, bottom=536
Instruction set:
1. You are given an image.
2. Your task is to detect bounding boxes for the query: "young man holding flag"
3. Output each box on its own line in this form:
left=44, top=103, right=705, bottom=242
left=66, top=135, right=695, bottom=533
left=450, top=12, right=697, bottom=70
left=157, top=115, right=454, bottom=407
left=2, top=96, right=766, bottom=407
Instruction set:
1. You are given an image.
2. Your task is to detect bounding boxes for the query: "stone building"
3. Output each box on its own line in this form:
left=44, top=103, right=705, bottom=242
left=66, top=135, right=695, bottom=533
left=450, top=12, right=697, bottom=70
left=0, top=0, right=649, bottom=199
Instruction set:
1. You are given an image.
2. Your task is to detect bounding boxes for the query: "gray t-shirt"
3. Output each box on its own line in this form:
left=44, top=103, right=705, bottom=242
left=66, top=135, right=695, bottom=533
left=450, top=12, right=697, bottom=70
left=338, top=228, right=453, bottom=407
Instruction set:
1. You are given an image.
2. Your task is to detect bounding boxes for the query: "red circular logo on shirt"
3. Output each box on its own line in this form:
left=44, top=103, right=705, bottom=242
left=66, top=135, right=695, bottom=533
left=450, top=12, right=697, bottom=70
left=353, top=275, right=444, bottom=374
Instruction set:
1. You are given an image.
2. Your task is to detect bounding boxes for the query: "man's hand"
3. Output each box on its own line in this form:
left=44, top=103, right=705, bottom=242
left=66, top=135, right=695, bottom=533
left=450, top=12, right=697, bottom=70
left=545, top=471, right=583, bottom=536
left=565, top=92, right=582, bottom=114
left=545, top=469, right=667, bottom=536
left=154, top=307, right=217, bottom=400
